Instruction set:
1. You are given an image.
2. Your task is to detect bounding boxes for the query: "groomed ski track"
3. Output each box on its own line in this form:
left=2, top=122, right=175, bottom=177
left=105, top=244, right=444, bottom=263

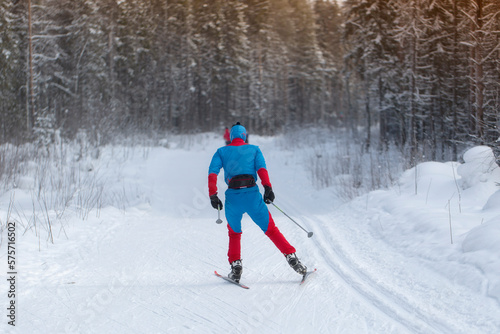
left=6, top=135, right=500, bottom=334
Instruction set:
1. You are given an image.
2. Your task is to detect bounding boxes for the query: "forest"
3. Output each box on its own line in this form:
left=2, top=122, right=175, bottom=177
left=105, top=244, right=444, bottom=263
left=1, top=0, right=499, bottom=162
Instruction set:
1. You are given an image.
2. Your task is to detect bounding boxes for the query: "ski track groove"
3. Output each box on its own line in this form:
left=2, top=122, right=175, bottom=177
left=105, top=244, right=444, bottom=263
left=310, top=219, right=434, bottom=334
left=209, top=291, right=253, bottom=330
left=273, top=192, right=456, bottom=332
left=304, top=212, right=496, bottom=334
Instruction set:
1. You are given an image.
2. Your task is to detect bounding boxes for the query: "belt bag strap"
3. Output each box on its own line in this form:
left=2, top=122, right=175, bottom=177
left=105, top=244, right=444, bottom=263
left=228, top=174, right=256, bottom=189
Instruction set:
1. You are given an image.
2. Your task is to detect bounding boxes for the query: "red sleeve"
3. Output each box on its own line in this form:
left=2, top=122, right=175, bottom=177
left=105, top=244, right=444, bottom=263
left=257, top=168, right=272, bottom=187
left=208, top=173, right=218, bottom=196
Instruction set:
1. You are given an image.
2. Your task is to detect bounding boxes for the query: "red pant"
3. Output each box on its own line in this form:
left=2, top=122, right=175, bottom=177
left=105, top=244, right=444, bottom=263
left=227, top=212, right=296, bottom=263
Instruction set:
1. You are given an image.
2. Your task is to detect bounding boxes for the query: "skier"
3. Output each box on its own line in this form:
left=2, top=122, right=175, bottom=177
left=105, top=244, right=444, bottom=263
left=208, top=122, right=307, bottom=283
left=223, top=127, right=230, bottom=145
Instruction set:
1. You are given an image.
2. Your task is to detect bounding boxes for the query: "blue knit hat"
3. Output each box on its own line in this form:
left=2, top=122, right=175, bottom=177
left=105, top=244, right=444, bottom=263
left=230, top=122, right=247, bottom=141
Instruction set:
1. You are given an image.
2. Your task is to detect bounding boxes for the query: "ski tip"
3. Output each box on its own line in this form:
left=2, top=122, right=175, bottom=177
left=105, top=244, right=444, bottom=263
left=300, top=268, right=317, bottom=285
left=303, top=268, right=317, bottom=275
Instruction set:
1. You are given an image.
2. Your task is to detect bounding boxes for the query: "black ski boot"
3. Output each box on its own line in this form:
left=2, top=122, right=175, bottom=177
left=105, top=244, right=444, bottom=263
left=228, top=260, right=242, bottom=283
left=285, top=253, right=307, bottom=275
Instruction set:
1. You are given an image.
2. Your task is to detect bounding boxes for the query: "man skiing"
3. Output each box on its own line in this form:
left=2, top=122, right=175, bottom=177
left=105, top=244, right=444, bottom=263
left=208, top=122, right=307, bottom=283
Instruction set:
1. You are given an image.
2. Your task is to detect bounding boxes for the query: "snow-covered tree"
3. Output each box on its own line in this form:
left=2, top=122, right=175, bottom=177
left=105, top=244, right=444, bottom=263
left=344, top=0, right=400, bottom=151
left=0, top=0, right=25, bottom=142
left=463, top=0, right=500, bottom=146
left=314, top=0, right=343, bottom=127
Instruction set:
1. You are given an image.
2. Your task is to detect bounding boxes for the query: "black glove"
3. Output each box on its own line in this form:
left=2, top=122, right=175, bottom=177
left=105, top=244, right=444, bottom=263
left=210, top=194, right=223, bottom=210
left=263, top=186, right=275, bottom=204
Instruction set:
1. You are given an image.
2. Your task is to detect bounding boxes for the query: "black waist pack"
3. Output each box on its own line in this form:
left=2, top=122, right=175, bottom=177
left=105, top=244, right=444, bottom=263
left=228, top=174, right=256, bottom=189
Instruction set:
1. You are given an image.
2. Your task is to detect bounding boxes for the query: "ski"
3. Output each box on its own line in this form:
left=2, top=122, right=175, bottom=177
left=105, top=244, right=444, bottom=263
left=214, top=271, right=250, bottom=289
left=300, top=268, right=317, bottom=285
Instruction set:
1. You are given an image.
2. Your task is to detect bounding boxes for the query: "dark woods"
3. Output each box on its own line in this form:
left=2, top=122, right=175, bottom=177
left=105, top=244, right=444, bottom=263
left=1, top=0, right=499, bottom=161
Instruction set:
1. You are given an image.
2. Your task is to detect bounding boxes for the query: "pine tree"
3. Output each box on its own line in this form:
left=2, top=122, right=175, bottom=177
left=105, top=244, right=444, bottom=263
left=314, top=0, right=343, bottom=127
left=214, top=0, right=250, bottom=129
left=161, top=0, right=194, bottom=132
left=286, top=0, right=322, bottom=125
left=244, top=0, right=273, bottom=132
left=68, top=0, right=111, bottom=144
left=0, top=0, right=25, bottom=142
left=464, top=0, right=500, bottom=146
left=344, top=0, right=400, bottom=151
left=420, top=0, right=470, bottom=160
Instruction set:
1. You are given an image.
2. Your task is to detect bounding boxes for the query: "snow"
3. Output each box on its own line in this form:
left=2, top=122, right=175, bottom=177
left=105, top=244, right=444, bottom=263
left=1, top=133, right=500, bottom=333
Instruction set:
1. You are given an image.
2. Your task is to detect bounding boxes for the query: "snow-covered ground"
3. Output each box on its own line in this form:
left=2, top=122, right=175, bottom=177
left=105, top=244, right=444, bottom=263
left=1, top=133, right=500, bottom=333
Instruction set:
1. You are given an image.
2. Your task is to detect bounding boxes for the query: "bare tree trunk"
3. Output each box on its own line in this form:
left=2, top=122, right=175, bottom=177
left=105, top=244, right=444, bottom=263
left=378, top=76, right=387, bottom=151
left=451, top=0, right=459, bottom=160
left=27, top=0, right=34, bottom=134
left=344, top=70, right=357, bottom=138
left=473, top=0, right=485, bottom=141
left=364, top=77, right=371, bottom=152
left=409, top=33, right=418, bottom=162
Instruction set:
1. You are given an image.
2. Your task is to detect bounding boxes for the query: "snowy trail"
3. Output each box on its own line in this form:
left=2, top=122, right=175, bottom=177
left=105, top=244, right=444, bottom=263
left=260, top=138, right=500, bottom=334
left=2, top=135, right=500, bottom=333
left=300, top=210, right=500, bottom=334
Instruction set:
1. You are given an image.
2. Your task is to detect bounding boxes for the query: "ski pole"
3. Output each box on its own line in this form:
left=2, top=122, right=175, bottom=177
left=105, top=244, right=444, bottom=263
left=216, top=206, right=223, bottom=224
left=270, top=202, right=313, bottom=238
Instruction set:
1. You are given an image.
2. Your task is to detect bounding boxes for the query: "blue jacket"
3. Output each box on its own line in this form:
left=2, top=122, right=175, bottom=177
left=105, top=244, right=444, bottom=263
left=208, top=125, right=270, bottom=196
left=209, top=141, right=267, bottom=186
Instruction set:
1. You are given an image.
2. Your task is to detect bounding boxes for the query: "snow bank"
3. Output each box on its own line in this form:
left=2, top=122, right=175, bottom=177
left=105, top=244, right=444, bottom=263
left=461, top=215, right=500, bottom=303
left=455, top=147, right=500, bottom=302
left=458, top=146, right=500, bottom=189
left=383, top=146, right=500, bottom=301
